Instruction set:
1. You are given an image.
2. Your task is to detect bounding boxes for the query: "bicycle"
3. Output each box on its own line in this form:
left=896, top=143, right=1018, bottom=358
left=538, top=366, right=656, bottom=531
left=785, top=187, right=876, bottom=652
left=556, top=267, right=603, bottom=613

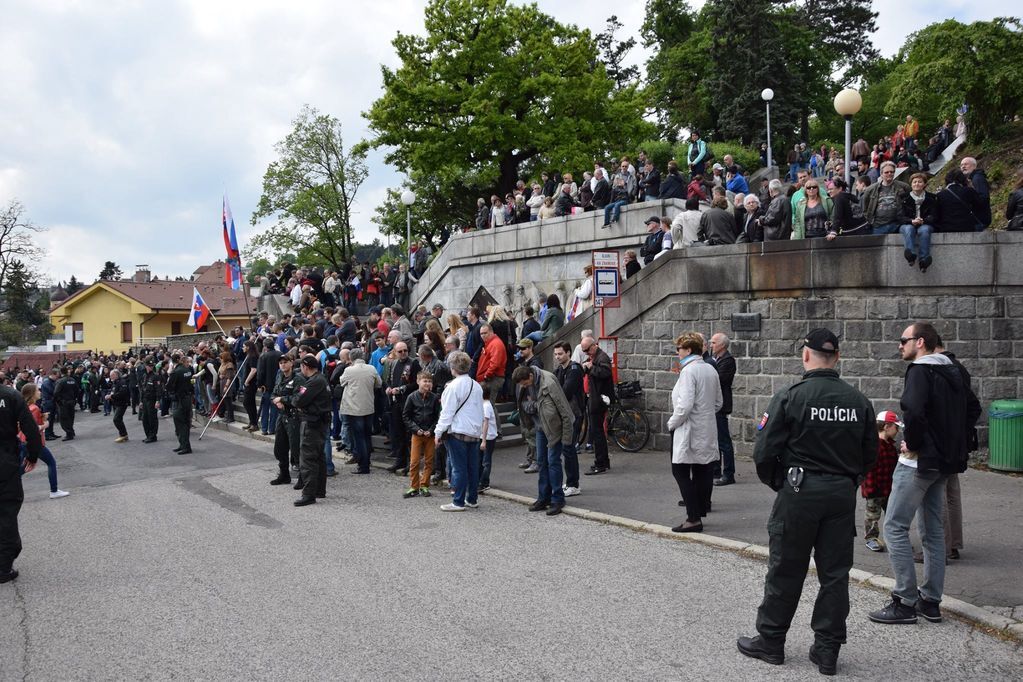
left=580, top=381, right=651, bottom=452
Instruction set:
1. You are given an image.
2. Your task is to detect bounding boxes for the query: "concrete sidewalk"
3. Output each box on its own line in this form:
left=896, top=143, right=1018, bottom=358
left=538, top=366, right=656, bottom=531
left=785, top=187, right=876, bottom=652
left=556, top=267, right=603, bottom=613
left=486, top=445, right=1023, bottom=619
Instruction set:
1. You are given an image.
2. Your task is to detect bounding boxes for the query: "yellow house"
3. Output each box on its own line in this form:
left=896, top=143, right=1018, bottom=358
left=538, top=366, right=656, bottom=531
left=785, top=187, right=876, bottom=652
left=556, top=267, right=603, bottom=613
left=49, top=277, right=257, bottom=353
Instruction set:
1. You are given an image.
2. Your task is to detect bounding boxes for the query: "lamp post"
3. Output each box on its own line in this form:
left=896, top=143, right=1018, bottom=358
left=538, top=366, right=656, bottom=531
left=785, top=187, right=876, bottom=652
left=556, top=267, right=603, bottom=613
left=833, top=88, right=862, bottom=186
left=400, top=189, right=416, bottom=267
left=761, top=88, right=774, bottom=172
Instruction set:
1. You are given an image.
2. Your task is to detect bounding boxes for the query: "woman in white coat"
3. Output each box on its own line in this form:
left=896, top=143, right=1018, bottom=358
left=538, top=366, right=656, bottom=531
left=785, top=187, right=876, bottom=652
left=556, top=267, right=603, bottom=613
left=666, top=332, right=723, bottom=533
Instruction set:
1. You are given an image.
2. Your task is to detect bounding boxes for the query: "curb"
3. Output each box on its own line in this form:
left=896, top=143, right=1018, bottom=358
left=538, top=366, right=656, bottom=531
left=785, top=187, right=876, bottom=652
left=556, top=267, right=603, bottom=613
left=196, top=417, right=1023, bottom=642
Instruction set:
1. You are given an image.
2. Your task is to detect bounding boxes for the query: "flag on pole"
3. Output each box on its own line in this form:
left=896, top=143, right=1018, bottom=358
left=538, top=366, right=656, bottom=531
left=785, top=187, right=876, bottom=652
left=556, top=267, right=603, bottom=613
left=187, top=287, right=211, bottom=329
left=222, top=195, right=242, bottom=290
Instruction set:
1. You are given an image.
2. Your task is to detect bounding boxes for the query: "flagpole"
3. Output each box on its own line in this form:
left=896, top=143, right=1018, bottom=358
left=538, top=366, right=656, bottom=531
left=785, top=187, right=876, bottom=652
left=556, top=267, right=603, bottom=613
left=198, top=354, right=250, bottom=441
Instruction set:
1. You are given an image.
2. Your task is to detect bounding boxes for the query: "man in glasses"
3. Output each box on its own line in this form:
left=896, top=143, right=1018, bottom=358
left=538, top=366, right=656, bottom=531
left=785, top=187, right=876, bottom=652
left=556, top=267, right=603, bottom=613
left=384, top=342, right=415, bottom=474
left=739, top=328, right=876, bottom=676
left=861, top=160, right=909, bottom=234
left=868, top=322, right=969, bottom=628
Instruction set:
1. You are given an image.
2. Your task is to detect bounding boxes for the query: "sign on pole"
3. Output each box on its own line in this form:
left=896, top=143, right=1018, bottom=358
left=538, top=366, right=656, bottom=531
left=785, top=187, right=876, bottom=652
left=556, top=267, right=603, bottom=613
left=592, top=250, right=620, bottom=309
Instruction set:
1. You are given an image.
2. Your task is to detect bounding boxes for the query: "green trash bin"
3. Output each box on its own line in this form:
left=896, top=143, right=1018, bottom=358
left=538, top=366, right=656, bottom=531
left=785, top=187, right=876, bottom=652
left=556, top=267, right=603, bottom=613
left=988, top=399, right=1023, bottom=472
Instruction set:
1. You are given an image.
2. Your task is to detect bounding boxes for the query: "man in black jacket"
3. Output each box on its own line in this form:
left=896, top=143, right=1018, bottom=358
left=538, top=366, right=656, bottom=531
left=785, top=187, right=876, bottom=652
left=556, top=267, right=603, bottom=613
left=257, top=338, right=281, bottom=436
left=640, top=216, right=666, bottom=265
left=581, top=336, right=613, bottom=475
left=107, top=369, right=131, bottom=442
left=0, top=382, right=43, bottom=584
left=640, top=161, right=660, bottom=201
left=553, top=342, right=585, bottom=496
left=52, top=368, right=78, bottom=441
left=591, top=169, right=611, bottom=209
left=869, top=322, right=968, bottom=627
left=710, top=333, right=737, bottom=486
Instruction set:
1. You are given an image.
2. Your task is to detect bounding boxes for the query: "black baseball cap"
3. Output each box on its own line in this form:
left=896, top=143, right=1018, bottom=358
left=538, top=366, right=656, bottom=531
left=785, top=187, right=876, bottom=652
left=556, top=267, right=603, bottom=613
left=300, top=356, right=319, bottom=370
left=644, top=215, right=660, bottom=226
left=801, top=328, right=840, bottom=353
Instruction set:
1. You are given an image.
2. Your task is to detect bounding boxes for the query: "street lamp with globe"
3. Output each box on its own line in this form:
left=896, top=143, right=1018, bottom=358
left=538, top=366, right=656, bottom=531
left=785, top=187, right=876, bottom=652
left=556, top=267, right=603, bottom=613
left=761, top=88, right=774, bottom=171
left=400, top=189, right=416, bottom=269
left=834, top=88, right=862, bottom=186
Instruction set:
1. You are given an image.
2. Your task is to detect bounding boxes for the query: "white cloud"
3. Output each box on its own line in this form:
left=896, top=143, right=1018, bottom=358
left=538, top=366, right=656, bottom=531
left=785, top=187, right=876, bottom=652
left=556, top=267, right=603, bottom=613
left=0, top=0, right=1006, bottom=282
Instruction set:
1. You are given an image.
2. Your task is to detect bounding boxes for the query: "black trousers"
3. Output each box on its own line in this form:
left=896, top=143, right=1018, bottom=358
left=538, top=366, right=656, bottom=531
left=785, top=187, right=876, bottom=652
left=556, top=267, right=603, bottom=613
left=274, top=415, right=301, bottom=474
left=588, top=402, right=609, bottom=469
left=58, top=403, right=76, bottom=438
left=755, top=474, right=857, bottom=652
left=299, top=420, right=328, bottom=499
left=173, top=399, right=192, bottom=450
left=672, top=462, right=712, bottom=522
left=141, top=399, right=159, bottom=439
left=45, top=409, right=59, bottom=438
left=243, top=383, right=258, bottom=424
left=389, top=400, right=409, bottom=467
left=0, top=461, right=24, bottom=573
left=112, top=404, right=128, bottom=437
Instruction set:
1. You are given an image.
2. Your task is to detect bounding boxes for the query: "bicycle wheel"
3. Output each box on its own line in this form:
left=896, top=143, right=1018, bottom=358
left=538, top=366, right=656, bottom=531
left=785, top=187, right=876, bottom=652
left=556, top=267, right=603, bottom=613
left=610, top=407, right=650, bottom=452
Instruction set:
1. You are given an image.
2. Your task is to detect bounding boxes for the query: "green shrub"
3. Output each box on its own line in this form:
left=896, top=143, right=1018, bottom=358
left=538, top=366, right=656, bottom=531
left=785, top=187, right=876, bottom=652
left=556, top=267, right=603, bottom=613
left=637, top=140, right=675, bottom=173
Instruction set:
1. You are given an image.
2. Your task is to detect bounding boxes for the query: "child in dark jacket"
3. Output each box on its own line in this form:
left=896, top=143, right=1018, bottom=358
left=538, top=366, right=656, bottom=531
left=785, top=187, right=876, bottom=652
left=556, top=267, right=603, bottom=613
left=862, top=410, right=902, bottom=551
left=402, top=371, right=441, bottom=498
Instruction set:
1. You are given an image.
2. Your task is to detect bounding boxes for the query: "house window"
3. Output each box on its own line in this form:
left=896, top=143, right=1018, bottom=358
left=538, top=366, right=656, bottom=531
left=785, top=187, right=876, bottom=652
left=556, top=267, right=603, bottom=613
left=121, top=322, right=133, bottom=343
left=171, top=321, right=182, bottom=336
left=72, top=323, right=84, bottom=343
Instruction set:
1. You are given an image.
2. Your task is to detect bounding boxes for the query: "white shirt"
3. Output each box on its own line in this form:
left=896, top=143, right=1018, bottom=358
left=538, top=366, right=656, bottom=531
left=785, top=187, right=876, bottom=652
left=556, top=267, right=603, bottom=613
left=290, top=285, right=302, bottom=307
left=482, top=400, right=499, bottom=441
left=436, top=374, right=484, bottom=438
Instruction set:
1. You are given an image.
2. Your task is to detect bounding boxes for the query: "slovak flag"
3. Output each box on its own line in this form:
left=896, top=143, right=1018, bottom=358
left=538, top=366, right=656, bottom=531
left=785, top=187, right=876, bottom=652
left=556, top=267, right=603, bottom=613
left=222, top=195, right=242, bottom=290
left=188, top=287, right=211, bottom=329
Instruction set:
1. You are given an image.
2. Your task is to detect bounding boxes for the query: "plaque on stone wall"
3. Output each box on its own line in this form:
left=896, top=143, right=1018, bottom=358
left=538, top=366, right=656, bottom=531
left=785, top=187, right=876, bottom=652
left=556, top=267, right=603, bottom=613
left=731, top=312, right=761, bottom=332
left=468, top=286, right=499, bottom=313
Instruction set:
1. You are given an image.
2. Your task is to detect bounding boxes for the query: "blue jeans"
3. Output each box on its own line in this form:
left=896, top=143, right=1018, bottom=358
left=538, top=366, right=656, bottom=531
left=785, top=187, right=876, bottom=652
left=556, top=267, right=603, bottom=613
left=603, top=200, right=628, bottom=224
left=563, top=415, right=582, bottom=488
left=446, top=436, right=480, bottom=507
left=884, top=463, right=947, bottom=605
left=479, top=439, right=495, bottom=487
left=712, top=413, right=735, bottom=479
left=323, top=436, right=335, bottom=475
left=348, top=414, right=372, bottom=472
left=525, top=331, right=544, bottom=345
left=788, top=163, right=800, bottom=182
left=331, top=399, right=342, bottom=440
left=901, top=223, right=933, bottom=260
left=535, top=429, right=565, bottom=506
left=20, top=444, right=58, bottom=492
left=873, top=222, right=901, bottom=235
left=259, top=392, right=279, bottom=433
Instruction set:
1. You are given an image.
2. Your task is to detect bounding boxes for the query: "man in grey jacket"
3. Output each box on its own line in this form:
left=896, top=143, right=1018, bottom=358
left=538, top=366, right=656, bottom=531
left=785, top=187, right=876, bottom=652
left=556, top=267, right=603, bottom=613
left=760, top=180, right=791, bottom=241
left=336, top=349, right=382, bottom=474
left=513, top=365, right=576, bottom=516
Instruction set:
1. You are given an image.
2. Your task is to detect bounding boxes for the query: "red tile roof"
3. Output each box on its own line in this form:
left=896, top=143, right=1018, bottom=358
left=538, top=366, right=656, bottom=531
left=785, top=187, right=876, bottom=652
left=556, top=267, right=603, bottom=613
left=0, top=352, right=90, bottom=373
left=55, top=280, right=257, bottom=317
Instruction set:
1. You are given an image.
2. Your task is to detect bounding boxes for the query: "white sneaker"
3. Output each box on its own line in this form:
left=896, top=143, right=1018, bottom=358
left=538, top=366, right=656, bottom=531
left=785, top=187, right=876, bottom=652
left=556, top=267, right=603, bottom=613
left=50, top=490, right=70, bottom=499
left=440, top=503, right=465, bottom=512
left=464, top=501, right=479, bottom=508
left=211, top=416, right=223, bottom=423
left=563, top=486, right=581, bottom=497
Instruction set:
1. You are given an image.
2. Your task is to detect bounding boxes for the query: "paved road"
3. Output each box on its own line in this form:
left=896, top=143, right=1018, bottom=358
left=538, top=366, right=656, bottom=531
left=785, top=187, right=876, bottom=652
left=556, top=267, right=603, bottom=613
left=486, top=443, right=1023, bottom=615
left=2, top=412, right=1022, bottom=679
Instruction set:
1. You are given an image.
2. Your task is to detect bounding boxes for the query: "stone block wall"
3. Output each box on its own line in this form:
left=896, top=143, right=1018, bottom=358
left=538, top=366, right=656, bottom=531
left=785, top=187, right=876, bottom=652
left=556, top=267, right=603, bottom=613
left=614, top=294, right=1023, bottom=454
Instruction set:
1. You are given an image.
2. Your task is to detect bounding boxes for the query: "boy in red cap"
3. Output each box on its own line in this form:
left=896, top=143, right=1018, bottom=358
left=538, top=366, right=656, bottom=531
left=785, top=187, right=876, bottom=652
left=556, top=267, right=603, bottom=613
left=862, top=410, right=903, bottom=551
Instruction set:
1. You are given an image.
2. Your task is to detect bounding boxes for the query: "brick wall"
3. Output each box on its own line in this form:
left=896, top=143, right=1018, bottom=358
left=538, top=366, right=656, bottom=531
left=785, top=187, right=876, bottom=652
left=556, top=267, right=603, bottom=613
left=614, top=294, right=1023, bottom=454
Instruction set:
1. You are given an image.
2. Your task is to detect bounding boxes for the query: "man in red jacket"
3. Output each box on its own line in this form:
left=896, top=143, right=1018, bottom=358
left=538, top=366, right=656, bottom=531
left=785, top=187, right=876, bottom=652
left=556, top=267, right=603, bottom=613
left=474, top=325, right=506, bottom=401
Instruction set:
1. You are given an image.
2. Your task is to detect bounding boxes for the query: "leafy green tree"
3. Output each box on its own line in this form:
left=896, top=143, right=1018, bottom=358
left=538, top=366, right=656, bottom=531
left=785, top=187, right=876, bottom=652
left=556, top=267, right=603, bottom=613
left=704, top=0, right=802, bottom=145
left=0, top=259, right=50, bottom=347
left=883, top=18, right=1023, bottom=142
left=65, top=275, right=84, bottom=296
left=641, top=0, right=707, bottom=141
left=364, top=0, right=652, bottom=227
left=372, top=176, right=462, bottom=253
left=595, top=15, right=640, bottom=91
left=249, top=105, right=368, bottom=271
left=98, top=261, right=122, bottom=280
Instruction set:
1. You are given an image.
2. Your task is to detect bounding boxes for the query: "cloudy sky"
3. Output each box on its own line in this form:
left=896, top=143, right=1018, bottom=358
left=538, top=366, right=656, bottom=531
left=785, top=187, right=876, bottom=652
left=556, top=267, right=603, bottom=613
left=0, top=0, right=1005, bottom=284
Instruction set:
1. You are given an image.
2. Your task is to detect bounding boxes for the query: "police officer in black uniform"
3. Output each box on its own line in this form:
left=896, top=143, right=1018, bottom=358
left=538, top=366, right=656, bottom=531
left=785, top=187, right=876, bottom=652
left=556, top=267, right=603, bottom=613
left=292, top=355, right=331, bottom=506
left=108, top=369, right=131, bottom=442
left=139, top=358, right=163, bottom=443
left=738, top=328, right=877, bottom=676
left=270, top=353, right=303, bottom=486
left=1, top=381, right=43, bottom=583
left=52, top=367, right=78, bottom=441
left=166, top=354, right=194, bottom=455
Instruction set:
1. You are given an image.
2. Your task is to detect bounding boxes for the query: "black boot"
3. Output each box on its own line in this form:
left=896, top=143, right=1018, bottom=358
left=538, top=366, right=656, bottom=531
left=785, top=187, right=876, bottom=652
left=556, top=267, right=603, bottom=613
left=737, top=636, right=784, bottom=665
left=809, top=644, right=838, bottom=676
